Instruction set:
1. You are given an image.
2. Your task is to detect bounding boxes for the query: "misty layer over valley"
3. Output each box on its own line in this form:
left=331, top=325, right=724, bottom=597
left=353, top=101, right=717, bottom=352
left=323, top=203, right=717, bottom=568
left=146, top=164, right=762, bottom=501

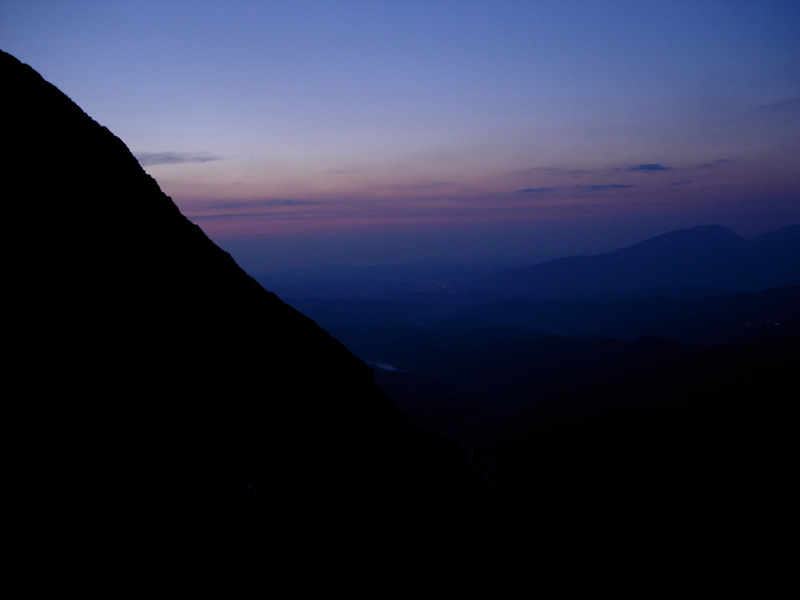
left=257, top=225, right=799, bottom=430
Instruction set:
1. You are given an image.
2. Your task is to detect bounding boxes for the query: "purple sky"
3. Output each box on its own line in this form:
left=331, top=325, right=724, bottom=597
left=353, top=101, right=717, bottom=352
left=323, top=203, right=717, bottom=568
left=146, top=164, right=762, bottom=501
left=3, top=1, right=799, bottom=270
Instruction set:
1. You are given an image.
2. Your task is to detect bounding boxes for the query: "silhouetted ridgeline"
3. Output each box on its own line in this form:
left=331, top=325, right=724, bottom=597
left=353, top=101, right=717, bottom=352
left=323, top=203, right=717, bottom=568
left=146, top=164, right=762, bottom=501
left=1, top=50, right=487, bottom=543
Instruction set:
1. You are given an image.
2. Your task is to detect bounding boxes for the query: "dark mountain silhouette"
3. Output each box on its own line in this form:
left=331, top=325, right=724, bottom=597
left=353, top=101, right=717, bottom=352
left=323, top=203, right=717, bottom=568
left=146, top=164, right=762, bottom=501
left=475, top=224, right=800, bottom=297
left=1, top=50, right=487, bottom=543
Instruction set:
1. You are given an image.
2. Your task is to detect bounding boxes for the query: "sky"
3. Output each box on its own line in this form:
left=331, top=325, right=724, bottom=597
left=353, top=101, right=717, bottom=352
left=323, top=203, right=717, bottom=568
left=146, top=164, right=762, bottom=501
left=2, top=0, right=799, bottom=271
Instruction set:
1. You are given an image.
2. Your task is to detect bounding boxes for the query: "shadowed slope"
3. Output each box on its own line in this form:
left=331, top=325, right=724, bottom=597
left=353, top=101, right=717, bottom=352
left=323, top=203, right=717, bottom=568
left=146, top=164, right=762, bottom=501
left=2, top=50, right=485, bottom=541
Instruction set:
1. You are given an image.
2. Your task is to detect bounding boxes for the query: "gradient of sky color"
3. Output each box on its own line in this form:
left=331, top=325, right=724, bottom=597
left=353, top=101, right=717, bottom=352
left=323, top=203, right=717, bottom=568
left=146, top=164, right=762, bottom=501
left=2, top=1, right=799, bottom=270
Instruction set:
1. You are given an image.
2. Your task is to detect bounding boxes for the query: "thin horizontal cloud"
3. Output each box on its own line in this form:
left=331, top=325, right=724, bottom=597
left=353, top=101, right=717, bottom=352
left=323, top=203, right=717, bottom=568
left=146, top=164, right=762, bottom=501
left=516, top=187, right=556, bottom=194
left=582, top=184, right=637, bottom=191
left=189, top=211, right=312, bottom=221
left=135, top=152, right=221, bottom=166
left=693, top=159, right=734, bottom=169
left=523, top=167, right=589, bottom=178
left=378, top=181, right=456, bottom=192
left=630, top=163, right=672, bottom=171
left=203, top=198, right=318, bottom=210
left=218, top=198, right=319, bottom=208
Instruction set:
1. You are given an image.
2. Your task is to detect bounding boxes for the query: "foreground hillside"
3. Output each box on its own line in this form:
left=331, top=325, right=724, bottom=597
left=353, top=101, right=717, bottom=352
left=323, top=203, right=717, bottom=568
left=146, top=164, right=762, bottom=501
left=2, top=49, right=487, bottom=543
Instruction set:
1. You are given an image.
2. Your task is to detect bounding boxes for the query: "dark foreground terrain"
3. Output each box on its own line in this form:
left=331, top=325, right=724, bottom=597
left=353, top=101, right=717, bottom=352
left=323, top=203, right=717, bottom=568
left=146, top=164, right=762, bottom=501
left=3, top=49, right=487, bottom=548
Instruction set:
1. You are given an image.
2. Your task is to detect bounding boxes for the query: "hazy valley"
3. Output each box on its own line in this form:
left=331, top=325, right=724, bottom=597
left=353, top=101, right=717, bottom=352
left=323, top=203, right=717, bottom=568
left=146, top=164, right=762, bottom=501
left=255, top=226, right=799, bottom=543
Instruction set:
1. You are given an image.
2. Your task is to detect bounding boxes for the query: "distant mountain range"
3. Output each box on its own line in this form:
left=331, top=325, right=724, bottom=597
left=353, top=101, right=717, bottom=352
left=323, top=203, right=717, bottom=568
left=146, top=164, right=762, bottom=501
left=279, top=224, right=800, bottom=345
left=475, top=224, right=800, bottom=298
left=256, top=224, right=799, bottom=304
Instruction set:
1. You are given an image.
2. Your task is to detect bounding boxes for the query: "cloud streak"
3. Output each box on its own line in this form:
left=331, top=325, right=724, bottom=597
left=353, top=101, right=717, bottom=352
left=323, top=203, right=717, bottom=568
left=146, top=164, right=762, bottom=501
left=202, top=198, right=318, bottom=210
left=135, top=152, right=221, bottom=166
left=630, top=163, right=672, bottom=171
left=582, top=184, right=637, bottom=192
left=377, top=181, right=457, bottom=193
left=693, top=159, right=734, bottom=170
left=516, top=187, right=556, bottom=194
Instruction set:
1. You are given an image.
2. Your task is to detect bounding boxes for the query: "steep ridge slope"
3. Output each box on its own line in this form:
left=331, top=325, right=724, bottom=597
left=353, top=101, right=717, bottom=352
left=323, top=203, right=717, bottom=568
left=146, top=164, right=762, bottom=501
left=2, top=50, right=485, bottom=540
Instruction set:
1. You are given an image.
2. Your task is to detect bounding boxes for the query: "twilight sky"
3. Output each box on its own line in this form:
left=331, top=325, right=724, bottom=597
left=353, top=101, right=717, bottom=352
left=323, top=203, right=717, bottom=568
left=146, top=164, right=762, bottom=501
left=2, top=0, right=799, bottom=270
